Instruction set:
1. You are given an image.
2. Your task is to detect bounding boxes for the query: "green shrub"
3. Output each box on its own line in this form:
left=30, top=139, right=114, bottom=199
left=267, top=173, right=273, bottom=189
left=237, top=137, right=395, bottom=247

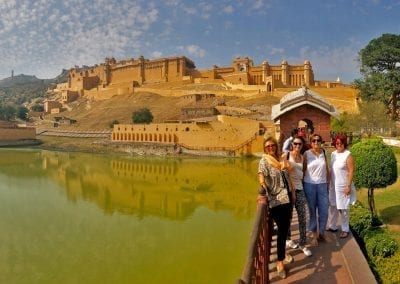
left=350, top=202, right=373, bottom=238
left=365, top=231, right=398, bottom=258
left=109, top=120, right=119, bottom=128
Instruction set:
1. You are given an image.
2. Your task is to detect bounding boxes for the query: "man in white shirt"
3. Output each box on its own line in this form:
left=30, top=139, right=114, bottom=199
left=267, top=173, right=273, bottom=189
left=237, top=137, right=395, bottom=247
left=282, top=128, right=298, bottom=153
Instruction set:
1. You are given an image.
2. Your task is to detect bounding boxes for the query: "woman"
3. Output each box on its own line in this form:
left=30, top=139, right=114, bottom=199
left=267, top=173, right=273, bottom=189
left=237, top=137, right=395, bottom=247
left=285, top=135, right=312, bottom=256
left=258, top=136, right=293, bottom=279
left=303, top=133, right=329, bottom=246
left=327, top=134, right=356, bottom=238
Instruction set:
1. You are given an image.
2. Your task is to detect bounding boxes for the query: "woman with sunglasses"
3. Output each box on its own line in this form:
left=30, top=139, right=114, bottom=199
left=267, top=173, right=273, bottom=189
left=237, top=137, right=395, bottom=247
left=303, top=133, right=329, bottom=246
left=326, top=134, right=356, bottom=238
left=258, top=136, right=293, bottom=279
left=285, top=135, right=312, bottom=256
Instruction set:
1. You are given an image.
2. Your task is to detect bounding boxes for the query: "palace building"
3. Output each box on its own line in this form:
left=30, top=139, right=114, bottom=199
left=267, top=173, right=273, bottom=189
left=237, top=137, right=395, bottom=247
left=55, top=55, right=315, bottom=102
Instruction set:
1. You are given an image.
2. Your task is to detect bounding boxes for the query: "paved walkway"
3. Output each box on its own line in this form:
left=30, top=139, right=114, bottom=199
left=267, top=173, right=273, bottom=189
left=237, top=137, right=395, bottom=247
left=269, top=212, right=377, bottom=283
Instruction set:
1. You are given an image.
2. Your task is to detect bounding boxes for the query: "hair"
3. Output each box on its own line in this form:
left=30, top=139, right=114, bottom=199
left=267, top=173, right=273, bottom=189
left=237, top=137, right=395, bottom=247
left=292, top=135, right=307, bottom=154
left=310, top=133, right=322, bottom=141
left=291, top=128, right=299, bottom=137
left=334, top=133, right=348, bottom=148
left=264, top=136, right=280, bottom=157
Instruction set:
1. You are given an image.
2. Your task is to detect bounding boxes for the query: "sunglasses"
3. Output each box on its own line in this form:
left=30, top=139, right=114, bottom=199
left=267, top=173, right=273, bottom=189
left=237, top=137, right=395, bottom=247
left=293, top=142, right=302, bottom=146
left=265, top=144, right=276, bottom=148
left=336, top=142, right=344, bottom=146
left=312, top=139, right=321, bottom=143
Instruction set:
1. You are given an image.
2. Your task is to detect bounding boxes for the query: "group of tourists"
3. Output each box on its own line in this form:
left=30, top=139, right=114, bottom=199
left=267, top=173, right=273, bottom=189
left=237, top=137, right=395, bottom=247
left=257, top=129, right=356, bottom=279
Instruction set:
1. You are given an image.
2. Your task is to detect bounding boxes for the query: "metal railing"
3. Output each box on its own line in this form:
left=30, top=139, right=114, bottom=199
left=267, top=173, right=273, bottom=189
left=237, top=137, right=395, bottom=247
left=236, top=201, right=272, bottom=284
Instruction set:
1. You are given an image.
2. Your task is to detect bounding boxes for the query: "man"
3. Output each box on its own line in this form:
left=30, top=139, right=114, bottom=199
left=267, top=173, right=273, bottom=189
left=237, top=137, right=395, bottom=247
left=282, top=128, right=298, bottom=153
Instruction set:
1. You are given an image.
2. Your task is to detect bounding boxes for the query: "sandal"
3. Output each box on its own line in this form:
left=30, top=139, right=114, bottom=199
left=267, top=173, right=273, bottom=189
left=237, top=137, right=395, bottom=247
left=340, top=231, right=349, bottom=238
left=277, top=267, right=287, bottom=279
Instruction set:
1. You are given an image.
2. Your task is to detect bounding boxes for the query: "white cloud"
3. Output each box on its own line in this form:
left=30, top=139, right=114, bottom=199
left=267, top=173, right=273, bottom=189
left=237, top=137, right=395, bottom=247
left=151, top=51, right=163, bottom=58
left=269, top=48, right=285, bottom=55
left=223, top=5, right=234, bottom=14
left=0, top=0, right=160, bottom=78
left=178, top=45, right=206, bottom=58
left=295, top=42, right=362, bottom=83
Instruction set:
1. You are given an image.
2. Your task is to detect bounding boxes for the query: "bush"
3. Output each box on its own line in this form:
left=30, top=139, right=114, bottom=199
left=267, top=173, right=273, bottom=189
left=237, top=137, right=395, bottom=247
left=350, top=202, right=373, bottom=238
left=366, top=233, right=398, bottom=258
left=132, top=108, right=153, bottom=124
left=109, top=120, right=119, bottom=128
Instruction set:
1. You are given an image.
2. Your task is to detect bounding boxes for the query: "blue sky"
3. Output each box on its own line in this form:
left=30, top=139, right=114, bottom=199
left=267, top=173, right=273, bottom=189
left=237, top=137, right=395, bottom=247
left=0, top=0, right=399, bottom=83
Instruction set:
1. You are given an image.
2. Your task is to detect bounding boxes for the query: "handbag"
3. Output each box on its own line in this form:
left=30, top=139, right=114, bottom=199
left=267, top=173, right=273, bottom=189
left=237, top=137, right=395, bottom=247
left=267, top=171, right=291, bottom=208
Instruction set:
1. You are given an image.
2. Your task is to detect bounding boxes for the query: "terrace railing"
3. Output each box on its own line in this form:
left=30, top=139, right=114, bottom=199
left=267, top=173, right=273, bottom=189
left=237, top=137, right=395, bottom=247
left=236, top=201, right=272, bottom=284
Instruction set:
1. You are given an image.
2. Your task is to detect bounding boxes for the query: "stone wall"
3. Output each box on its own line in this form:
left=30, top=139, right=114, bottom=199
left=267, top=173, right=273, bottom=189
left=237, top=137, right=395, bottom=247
left=0, top=127, right=36, bottom=140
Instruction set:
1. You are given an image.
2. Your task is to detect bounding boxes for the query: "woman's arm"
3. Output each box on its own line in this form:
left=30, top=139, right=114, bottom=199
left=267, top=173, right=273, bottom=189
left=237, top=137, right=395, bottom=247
left=345, top=154, right=355, bottom=195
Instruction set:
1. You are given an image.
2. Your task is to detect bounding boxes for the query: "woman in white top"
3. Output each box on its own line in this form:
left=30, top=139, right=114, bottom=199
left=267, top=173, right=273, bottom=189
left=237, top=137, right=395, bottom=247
left=327, top=134, right=356, bottom=238
left=285, top=136, right=312, bottom=256
left=303, top=133, right=329, bottom=246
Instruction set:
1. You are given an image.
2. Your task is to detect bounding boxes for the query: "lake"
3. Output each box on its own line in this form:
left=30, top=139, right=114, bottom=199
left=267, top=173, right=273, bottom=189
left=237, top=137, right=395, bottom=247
left=0, top=149, right=260, bottom=283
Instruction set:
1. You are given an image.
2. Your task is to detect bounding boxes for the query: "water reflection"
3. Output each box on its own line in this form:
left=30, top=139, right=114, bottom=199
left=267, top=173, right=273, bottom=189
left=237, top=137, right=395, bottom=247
left=1, top=149, right=259, bottom=220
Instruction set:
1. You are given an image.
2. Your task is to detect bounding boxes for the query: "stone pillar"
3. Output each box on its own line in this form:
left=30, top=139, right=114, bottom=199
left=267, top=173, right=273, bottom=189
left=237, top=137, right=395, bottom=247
left=139, top=55, right=145, bottom=84
left=304, top=60, right=311, bottom=86
left=281, top=60, right=288, bottom=86
left=262, top=60, right=269, bottom=84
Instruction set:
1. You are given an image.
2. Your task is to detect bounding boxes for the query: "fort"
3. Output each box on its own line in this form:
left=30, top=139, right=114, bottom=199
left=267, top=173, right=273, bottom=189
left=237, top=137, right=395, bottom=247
left=53, top=55, right=335, bottom=102
left=36, top=55, right=356, bottom=156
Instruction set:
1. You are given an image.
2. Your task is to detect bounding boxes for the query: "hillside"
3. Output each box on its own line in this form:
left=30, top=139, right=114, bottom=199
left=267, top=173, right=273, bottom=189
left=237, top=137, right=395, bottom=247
left=0, top=71, right=68, bottom=105
left=35, top=84, right=357, bottom=131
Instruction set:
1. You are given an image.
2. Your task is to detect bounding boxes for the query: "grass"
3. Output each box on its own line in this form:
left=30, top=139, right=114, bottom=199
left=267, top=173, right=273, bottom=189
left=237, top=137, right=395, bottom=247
left=353, top=149, right=400, bottom=283
left=356, top=152, right=400, bottom=242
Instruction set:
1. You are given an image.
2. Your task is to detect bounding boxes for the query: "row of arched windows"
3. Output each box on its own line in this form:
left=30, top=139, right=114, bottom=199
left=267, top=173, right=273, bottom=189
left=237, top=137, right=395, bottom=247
left=111, top=161, right=177, bottom=175
left=113, top=132, right=176, bottom=143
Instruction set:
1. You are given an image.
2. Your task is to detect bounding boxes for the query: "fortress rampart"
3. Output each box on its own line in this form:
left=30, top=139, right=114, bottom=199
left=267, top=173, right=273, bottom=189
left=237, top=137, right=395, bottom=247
left=56, top=55, right=315, bottom=101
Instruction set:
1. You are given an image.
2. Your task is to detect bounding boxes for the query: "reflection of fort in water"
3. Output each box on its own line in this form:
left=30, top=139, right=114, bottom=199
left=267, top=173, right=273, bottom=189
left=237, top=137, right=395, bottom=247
left=111, top=160, right=178, bottom=180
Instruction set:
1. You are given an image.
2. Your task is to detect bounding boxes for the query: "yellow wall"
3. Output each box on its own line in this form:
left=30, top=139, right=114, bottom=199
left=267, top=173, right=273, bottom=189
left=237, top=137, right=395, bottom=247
left=0, top=127, right=36, bottom=140
left=111, top=116, right=264, bottom=155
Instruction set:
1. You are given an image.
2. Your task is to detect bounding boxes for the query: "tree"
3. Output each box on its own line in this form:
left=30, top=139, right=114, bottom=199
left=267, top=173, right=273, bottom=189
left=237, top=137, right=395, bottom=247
left=351, top=139, right=397, bottom=219
left=355, top=100, right=395, bottom=136
left=132, top=108, right=153, bottom=124
left=331, top=101, right=395, bottom=136
left=354, top=34, right=400, bottom=120
left=17, top=106, right=29, bottom=121
left=31, top=104, right=44, bottom=112
left=0, top=104, right=16, bottom=121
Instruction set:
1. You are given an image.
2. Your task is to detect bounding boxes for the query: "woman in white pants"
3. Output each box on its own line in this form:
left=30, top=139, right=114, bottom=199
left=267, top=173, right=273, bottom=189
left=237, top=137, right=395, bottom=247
left=327, top=134, right=356, bottom=238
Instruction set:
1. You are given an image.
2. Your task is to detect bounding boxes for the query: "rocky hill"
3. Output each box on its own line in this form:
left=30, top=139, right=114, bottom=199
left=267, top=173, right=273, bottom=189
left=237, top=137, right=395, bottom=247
left=0, top=70, right=68, bottom=105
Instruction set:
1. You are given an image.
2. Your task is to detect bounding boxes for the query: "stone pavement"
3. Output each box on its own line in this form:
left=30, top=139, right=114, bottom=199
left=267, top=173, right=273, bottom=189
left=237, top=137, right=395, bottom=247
left=269, top=212, right=377, bottom=283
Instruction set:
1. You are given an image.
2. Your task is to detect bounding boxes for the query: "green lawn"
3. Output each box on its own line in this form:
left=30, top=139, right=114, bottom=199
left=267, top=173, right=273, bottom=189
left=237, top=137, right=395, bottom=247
left=355, top=151, right=400, bottom=242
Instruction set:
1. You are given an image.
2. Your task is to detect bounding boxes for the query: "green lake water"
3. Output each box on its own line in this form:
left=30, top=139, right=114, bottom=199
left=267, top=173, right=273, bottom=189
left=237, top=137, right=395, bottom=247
left=0, top=149, right=259, bottom=284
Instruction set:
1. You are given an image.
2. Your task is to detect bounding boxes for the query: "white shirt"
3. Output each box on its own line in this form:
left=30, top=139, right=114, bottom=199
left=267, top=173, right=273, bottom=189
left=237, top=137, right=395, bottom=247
left=303, top=149, right=328, bottom=184
left=288, top=153, right=303, bottom=190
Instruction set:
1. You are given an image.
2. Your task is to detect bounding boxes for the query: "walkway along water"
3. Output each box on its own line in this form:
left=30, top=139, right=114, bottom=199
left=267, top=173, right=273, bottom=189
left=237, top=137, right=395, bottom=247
left=236, top=202, right=377, bottom=283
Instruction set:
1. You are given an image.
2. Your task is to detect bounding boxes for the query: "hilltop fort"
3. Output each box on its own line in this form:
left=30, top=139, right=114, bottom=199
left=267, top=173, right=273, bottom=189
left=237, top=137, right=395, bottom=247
left=52, top=55, right=345, bottom=103
left=31, top=55, right=357, bottom=157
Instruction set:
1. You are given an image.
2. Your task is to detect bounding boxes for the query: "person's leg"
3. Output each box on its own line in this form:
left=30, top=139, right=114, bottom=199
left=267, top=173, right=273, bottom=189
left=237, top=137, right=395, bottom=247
left=316, top=183, right=329, bottom=238
left=327, top=205, right=338, bottom=231
left=303, top=182, right=317, bottom=232
left=327, top=186, right=338, bottom=231
left=295, top=190, right=307, bottom=246
left=340, top=209, right=350, bottom=233
left=270, top=204, right=292, bottom=261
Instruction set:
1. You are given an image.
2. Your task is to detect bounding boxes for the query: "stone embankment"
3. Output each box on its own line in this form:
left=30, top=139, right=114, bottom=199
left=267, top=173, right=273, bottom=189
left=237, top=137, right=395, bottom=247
left=35, top=129, right=238, bottom=157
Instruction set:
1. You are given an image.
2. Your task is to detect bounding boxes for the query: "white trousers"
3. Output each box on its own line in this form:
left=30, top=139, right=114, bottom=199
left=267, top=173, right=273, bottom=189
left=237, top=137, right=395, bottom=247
left=327, top=205, right=349, bottom=232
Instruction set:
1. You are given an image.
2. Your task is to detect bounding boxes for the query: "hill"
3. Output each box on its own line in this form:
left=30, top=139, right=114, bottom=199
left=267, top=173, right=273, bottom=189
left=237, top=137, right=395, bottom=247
left=35, top=84, right=357, bottom=131
left=0, top=70, right=68, bottom=105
